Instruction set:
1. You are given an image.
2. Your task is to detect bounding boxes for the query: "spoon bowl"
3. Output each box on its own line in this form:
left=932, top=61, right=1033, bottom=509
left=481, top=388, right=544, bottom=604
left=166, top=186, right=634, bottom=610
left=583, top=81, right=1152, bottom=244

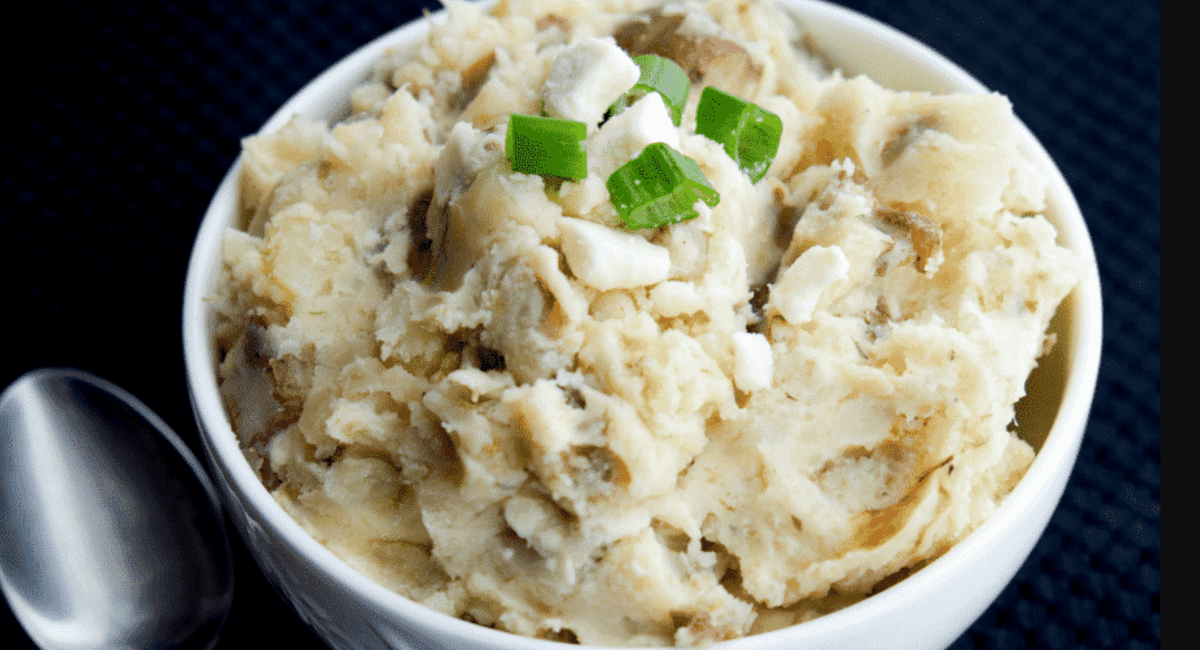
left=0, top=368, right=234, bottom=650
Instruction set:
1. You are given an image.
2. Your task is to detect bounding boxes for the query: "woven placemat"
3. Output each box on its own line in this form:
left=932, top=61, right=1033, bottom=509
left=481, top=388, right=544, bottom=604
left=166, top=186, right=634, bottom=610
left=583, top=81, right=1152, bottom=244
left=3, top=1, right=1158, bottom=648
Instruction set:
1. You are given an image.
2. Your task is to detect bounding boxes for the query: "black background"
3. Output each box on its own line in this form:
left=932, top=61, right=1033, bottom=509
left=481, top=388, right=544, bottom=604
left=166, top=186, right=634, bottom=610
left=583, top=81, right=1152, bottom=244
left=2, top=0, right=1159, bottom=648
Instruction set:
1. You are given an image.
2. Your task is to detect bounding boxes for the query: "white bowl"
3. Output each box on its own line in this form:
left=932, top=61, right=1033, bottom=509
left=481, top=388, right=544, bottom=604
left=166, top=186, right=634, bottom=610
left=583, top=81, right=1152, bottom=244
left=182, top=1, right=1104, bottom=648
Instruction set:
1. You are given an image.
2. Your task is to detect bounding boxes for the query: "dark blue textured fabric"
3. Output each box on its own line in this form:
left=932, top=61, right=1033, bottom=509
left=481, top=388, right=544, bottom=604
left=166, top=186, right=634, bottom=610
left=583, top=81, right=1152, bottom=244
left=2, top=1, right=1159, bottom=648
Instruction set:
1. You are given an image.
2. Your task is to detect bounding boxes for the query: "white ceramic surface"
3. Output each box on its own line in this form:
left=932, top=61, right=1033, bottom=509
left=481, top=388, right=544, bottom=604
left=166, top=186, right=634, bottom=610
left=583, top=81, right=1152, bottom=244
left=182, top=1, right=1104, bottom=649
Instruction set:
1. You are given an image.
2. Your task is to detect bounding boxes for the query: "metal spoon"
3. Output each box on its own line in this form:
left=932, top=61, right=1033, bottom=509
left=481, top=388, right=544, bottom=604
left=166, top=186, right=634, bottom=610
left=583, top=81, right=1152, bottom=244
left=0, top=368, right=233, bottom=650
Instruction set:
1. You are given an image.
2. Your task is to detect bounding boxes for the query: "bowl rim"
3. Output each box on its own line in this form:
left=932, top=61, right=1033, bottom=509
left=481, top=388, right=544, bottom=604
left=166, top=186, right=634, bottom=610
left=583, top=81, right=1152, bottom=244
left=182, top=0, right=1103, bottom=647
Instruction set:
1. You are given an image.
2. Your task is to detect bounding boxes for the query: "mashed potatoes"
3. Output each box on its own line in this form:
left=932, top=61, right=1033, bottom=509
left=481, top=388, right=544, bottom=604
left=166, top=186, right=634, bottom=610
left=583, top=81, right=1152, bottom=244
left=214, top=0, right=1080, bottom=645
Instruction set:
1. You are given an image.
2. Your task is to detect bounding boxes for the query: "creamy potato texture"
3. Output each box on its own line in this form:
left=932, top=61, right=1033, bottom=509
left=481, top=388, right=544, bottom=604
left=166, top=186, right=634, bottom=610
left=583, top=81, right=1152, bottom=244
left=214, top=0, right=1080, bottom=645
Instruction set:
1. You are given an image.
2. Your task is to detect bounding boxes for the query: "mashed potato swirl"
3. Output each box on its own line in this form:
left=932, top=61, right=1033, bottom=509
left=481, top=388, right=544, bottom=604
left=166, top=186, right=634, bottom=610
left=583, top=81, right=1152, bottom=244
left=214, top=0, right=1080, bottom=645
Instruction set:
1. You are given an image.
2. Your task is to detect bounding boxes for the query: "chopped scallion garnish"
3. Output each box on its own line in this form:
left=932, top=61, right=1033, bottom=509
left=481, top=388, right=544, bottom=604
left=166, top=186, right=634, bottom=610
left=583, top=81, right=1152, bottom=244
left=606, top=142, right=720, bottom=230
left=609, top=55, right=690, bottom=126
left=506, top=113, right=588, bottom=179
left=695, top=87, right=782, bottom=183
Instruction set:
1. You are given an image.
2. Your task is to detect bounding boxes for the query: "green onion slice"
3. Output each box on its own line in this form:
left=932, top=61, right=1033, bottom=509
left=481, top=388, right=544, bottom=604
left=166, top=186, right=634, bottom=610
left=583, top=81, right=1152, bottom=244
left=608, top=55, right=689, bottom=126
left=506, top=113, right=588, bottom=179
left=695, top=87, right=782, bottom=183
left=606, top=142, right=720, bottom=230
